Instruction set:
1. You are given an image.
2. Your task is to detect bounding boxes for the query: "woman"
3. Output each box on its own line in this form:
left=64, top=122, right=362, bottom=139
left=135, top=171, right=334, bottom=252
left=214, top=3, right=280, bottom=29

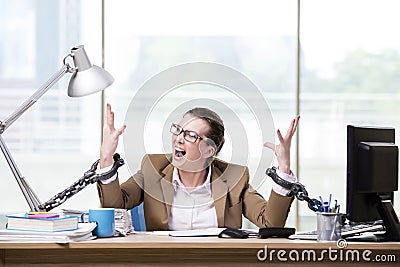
left=97, top=104, right=299, bottom=230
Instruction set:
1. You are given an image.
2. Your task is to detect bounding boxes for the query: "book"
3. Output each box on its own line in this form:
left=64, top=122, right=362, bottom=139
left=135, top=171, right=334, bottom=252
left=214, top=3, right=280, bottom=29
left=0, top=222, right=96, bottom=243
left=6, top=213, right=79, bottom=232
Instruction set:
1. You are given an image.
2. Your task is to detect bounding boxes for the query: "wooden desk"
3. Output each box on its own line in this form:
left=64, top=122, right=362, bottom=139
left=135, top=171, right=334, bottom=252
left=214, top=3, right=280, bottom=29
left=1, top=234, right=399, bottom=266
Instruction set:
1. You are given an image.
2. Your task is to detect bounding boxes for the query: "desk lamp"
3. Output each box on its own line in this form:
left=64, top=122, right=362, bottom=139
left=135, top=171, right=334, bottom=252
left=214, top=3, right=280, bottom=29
left=0, top=45, right=114, bottom=212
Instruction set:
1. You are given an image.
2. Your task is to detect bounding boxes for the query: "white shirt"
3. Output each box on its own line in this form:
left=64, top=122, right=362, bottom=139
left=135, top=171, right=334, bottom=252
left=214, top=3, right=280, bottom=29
left=168, top=167, right=218, bottom=230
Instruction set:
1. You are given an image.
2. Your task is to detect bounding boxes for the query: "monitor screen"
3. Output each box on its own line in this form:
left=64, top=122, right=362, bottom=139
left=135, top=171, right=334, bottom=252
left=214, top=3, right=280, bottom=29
left=346, top=125, right=397, bottom=222
left=346, top=125, right=400, bottom=241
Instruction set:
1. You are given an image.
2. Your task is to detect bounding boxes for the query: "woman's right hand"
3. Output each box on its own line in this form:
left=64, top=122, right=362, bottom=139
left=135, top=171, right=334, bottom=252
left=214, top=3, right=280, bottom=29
left=100, top=103, right=126, bottom=168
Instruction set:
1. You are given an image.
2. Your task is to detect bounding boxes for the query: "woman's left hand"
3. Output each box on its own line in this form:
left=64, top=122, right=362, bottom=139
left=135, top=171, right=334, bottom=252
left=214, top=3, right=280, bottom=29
left=264, top=115, right=300, bottom=174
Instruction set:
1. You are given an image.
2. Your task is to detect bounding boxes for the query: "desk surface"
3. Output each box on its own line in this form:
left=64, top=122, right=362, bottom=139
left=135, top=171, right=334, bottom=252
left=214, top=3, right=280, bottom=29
left=1, top=233, right=399, bottom=249
left=1, top=234, right=400, bottom=266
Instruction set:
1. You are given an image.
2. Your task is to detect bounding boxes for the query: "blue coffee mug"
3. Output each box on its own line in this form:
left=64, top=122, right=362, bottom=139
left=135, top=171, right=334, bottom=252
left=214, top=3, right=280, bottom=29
left=88, top=208, right=115, bottom=238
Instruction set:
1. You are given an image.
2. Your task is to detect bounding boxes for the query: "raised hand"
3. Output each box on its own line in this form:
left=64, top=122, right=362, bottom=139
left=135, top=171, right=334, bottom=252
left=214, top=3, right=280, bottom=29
left=100, top=103, right=126, bottom=168
left=264, top=115, right=300, bottom=174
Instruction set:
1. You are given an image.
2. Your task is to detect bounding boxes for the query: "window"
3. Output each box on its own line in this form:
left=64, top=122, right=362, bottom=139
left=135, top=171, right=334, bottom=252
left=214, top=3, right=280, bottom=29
left=1, top=1, right=398, bottom=232
left=0, top=0, right=102, bottom=212
left=105, top=0, right=297, bottom=228
left=299, top=0, right=400, bottom=230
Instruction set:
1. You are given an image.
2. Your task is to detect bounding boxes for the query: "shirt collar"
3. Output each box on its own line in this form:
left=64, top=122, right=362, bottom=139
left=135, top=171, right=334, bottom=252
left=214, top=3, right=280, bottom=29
left=172, top=166, right=212, bottom=194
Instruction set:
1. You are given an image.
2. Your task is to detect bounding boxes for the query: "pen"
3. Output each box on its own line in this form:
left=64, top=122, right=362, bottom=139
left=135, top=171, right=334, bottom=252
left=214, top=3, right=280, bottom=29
left=328, top=194, right=332, bottom=210
left=314, top=200, right=324, bottom=212
left=323, top=202, right=329, bottom=212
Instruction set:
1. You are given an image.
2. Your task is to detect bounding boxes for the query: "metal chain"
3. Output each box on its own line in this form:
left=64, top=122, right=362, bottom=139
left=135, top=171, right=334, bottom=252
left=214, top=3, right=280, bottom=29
left=39, top=153, right=124, bottom=211
left=266, top=167, right=322, bottom=212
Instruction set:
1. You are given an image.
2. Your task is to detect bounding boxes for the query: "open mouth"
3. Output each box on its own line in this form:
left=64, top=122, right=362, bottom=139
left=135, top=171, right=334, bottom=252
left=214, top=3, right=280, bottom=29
left=175, top=148, right=186, bottom=158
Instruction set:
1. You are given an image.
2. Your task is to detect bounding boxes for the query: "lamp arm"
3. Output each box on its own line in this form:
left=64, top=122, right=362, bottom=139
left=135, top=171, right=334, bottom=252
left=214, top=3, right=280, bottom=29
left=0, top=63, right=73, bottom=211
left=0, top=135, right=42, bottom=211
left=0, top=64, right=72, bottom=133
left=0, top=46, right=114, bottom=212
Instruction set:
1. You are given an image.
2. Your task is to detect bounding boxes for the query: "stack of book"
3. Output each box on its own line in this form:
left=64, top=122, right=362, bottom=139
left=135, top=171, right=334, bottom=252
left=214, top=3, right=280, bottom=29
left=6, top=212, right=78, bottom=232
left=0, top=212, right=96, bottom=243
left=0, top=222, right=97, bottom=243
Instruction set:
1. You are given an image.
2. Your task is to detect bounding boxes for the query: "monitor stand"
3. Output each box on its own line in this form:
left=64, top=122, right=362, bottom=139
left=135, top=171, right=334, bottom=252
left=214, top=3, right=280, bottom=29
left=375, top=195, right=400, bottom=241
left=346, top=195, right=400, bottom=242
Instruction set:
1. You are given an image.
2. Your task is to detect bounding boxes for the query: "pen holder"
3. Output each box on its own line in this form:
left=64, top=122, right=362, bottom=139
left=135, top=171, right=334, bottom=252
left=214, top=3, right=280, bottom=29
left=316, top=212, right=342, bottom=242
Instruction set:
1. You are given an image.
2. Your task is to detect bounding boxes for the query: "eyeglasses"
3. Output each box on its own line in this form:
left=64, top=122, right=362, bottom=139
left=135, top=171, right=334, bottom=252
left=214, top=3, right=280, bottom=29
left=170, top=123, right=204, bottom=143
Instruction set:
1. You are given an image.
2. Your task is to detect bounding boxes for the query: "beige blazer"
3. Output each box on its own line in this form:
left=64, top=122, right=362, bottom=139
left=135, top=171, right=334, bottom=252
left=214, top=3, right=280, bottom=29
left=97, top=154, right=294, bottom=231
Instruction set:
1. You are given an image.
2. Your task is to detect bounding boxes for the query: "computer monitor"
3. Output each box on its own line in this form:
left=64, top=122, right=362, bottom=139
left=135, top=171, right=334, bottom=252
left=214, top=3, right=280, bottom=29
left=347, top=125, right=400, bottom=241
